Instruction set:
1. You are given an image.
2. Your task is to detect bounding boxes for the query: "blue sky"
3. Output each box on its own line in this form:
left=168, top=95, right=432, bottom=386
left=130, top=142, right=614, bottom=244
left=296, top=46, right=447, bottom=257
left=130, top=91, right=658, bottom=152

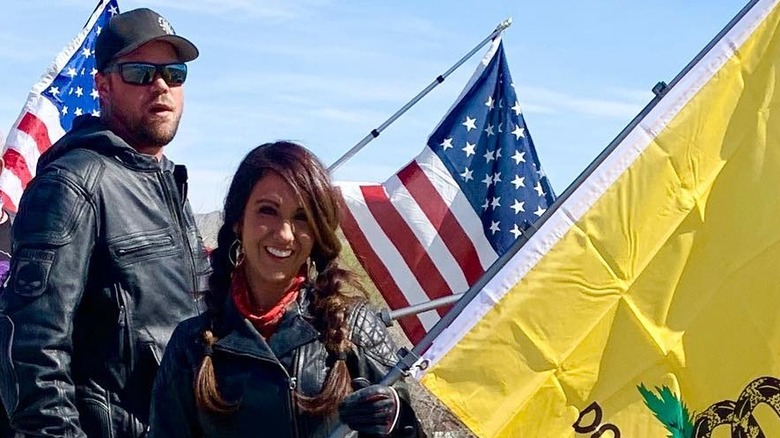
left=1, top=0, right=746, bottom=213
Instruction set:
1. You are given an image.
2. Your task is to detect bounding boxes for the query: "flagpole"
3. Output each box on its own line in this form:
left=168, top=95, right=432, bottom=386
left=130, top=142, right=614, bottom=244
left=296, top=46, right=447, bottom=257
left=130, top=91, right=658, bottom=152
left=83, top=0, right=108, bottom=27
left=377, top=293, right=463, bottom=326
left=327, top=18, right=512, bottom=174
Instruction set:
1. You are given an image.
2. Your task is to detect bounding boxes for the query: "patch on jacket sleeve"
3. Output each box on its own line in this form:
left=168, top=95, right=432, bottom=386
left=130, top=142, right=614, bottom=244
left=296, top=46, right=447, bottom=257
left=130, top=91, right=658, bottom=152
left=9, top=249, right=55, bottom=298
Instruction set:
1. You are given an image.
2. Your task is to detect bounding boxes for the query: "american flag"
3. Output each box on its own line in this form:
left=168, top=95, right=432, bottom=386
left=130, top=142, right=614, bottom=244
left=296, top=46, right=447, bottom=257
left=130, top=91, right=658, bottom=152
left=0, top=0, right=119, bottom=213
left=338, top=39, right=556, bottom=345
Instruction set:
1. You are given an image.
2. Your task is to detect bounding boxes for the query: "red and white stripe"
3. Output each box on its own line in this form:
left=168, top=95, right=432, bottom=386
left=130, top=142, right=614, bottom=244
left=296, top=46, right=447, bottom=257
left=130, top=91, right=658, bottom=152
left=337, top=147, right=498, bottom=344
left=0, top=97, right=64, bottom=212
left=0, top=0, right=110, bottom=213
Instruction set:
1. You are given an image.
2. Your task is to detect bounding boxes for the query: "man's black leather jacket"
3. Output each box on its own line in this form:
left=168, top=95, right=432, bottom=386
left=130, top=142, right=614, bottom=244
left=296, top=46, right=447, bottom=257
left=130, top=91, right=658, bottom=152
left=0, top=115, right=211, bottom=437
left=149, top=290, right=425, bottom=437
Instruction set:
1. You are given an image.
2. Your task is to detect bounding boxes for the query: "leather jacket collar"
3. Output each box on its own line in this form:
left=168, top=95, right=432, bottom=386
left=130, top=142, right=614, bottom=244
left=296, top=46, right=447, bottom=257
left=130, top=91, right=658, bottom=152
left=38, top=115, right=173, bottom=172
left=214, top=287, right=321, bottom=362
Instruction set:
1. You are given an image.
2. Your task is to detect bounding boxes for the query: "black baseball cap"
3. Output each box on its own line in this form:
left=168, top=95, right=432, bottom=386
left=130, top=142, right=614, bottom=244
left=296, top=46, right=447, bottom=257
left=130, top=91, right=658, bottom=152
left=95, top=8, right=199, bottom=71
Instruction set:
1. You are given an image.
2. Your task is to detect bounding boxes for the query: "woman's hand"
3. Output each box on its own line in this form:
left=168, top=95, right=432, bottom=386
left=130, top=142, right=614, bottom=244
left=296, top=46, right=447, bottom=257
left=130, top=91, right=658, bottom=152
left=338, top=378, right=400, bottom=436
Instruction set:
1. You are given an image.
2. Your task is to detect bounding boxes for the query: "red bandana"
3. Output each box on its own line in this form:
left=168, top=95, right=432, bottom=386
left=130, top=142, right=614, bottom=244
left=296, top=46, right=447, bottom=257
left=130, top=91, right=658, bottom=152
left=231, top=266, right=305, bottom=338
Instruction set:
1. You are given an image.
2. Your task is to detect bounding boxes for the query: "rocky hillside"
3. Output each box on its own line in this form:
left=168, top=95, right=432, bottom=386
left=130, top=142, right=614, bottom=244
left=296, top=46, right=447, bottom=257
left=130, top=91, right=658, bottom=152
left=194, top=211, right=222, bottom=249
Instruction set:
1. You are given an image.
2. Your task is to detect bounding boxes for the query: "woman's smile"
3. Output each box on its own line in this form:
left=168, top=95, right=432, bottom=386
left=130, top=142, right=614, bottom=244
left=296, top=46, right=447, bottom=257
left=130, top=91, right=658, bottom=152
left=238, top=171, right=314, bottom=306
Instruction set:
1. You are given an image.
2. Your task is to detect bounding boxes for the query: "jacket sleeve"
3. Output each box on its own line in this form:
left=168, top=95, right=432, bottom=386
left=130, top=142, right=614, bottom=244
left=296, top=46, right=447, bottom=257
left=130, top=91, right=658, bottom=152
left=148, top=323, right=200, bottom=438
left=0, top=171, right=97, bottom=437
left=349, top=303, right=427, bottom=438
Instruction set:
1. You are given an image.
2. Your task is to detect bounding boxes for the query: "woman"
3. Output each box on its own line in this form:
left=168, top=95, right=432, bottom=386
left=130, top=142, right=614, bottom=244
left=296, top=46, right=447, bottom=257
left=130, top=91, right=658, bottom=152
left=149, top=141, right=425, bottom=437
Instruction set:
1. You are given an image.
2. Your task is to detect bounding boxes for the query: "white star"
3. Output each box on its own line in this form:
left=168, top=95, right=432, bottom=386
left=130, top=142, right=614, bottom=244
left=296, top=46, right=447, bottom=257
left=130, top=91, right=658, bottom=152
left=75, top=87, right=84, bottom=98
left=481, top=173, right=493, bottom=187
left=96, top=25, right=102, bottom=36
left=512, top=150, right=526, bottom=164
left=74, top=107, right=83, bottom=117
left=440, top=138, right=453, bottom=150
left=485, top=96, right=494, bottom=110
left=534, top=182, right=546, bottom=197
left=511, top=200, right=525, bottom=214
left=492, top=172, right=501, bottom=184
left=534, top=205, right=547, bottom=217
left=495, top=148, right=502, bottom=159
left=489, top=221, right=500, bottom=234
left=90, top=89, right=99, bottom=99
left=108, top=5, right=118, bottom=15
left=50, top=87, right=60, bottom=97
left=61, top=106, right=69, bottom=115
left=460, top=168, right=473, bottom=182
left=484, top=123, right=494, bottom=137
left=512, top=124, right=525, bottom=140
left=67, top=67, right=77, bottom=78
left=498, top=99, right=504, bottom=109
left=90, top=68, right=98, bottom=76
left=81, top=47, right=92, bottom=58
left=497, top=122, right=503, bottom=133
left=91, top=109, right=101, bottom=117
left=512, top=175, right=525, bottom=189
left=510, top=224, right=522, bottom=239
left=512, top=101, right=522, bottom=116
left=462, top=116, right=477, bottom=131
left=481, top=199, right=490, bottom=211
left=462, top=142, right=476, bottom=157
left=483, top=149, right=496, bottom=163
left=490, top=197, right=500, bottom=210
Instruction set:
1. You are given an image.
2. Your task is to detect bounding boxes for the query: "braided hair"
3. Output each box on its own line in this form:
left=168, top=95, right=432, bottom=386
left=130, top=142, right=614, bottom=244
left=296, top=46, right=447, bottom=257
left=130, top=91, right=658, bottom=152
left=194, top=141, right=364, bottom=415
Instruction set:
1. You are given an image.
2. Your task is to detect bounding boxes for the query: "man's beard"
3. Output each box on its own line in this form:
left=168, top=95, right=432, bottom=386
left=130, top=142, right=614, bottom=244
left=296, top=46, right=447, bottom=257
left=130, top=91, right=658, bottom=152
left=133, top=112, right=182, bottom=148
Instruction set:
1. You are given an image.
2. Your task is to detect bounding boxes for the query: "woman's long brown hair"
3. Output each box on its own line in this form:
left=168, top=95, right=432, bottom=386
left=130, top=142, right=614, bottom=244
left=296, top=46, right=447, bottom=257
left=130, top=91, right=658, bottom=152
left=194, top=141, right=363, bottom=415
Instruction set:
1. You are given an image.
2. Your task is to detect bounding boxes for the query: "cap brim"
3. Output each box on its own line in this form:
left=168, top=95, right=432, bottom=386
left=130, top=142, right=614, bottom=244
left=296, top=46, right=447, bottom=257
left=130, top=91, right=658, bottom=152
left=113, top=35, right=199, bottom=64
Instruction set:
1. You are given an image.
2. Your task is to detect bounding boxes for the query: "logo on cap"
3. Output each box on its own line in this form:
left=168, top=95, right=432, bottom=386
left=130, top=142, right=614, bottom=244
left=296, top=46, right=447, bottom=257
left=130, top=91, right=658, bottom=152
left=158, top=17, right=175, bottom=35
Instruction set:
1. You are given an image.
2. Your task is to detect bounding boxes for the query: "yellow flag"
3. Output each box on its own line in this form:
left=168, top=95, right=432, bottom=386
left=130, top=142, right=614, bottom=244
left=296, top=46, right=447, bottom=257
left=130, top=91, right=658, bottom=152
left=412, top=1, right=780, bottom=436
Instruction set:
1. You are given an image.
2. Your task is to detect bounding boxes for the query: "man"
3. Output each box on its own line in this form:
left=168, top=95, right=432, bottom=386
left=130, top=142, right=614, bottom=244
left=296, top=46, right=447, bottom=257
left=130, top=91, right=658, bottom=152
left=0, top=8, right=211, bottom=437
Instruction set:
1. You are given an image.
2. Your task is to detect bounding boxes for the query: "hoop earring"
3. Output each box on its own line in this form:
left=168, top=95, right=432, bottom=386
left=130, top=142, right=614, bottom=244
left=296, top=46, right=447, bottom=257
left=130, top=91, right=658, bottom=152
left=228, top=239, right=245, bottom=268
left=307, top=257, right=318, bottom=284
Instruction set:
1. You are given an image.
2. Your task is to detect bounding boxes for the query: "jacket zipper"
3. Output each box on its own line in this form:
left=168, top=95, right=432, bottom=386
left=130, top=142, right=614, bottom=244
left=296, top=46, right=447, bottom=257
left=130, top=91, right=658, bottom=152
left=215, top=347, right=300, bottom=437
left=112, top=284, right=134, bottom=374
left=158, top=170, right=199, bottom=310
left=116, top=236, right=173, bottom=256
left=290, top=348, right=301, bottom=438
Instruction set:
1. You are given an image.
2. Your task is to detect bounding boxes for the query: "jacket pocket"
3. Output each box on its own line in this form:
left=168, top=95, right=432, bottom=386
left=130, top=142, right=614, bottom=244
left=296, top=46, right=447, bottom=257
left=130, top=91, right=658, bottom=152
left=111, top=283, right=132, bottom=378
left=109, top=230, right=179, bottom=267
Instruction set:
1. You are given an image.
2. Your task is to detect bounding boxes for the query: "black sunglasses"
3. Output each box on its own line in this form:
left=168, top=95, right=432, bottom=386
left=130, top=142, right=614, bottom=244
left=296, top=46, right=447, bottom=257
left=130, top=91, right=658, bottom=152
left=104, top=62, right=188, bottom=86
